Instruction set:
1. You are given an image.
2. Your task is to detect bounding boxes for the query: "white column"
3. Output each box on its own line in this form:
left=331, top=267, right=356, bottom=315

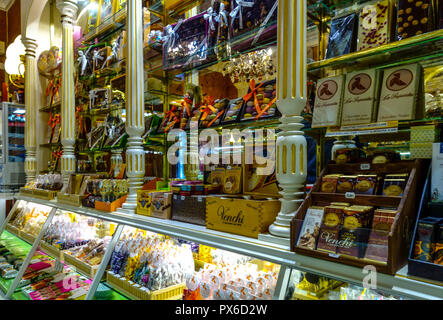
left=57, top=0, right=78, bottom=186
left=122, top=0, right=145, bottom=211
left=259, top=0, right=307, bottom=246
left=22, top=38, right=38, bottom=182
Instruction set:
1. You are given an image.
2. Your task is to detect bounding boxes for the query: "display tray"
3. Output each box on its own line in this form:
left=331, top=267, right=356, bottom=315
left=106, top=271, right=185, bottom=300
left=5, top=224, right=20, bottom=238
left=408, top=167, right=443, bottom=282
left=62, top=252, right=99, bottom=279
left=95, top=195, right=128, bottom=212
left=39, top=241, right=63, bottom=261
left=56, top=193, right=84, bottom=207
left=290, top=160, right=426, bottom=275
left=19, top=188, right=58, bottom=200
left=19, top=231, right=36, bottom=245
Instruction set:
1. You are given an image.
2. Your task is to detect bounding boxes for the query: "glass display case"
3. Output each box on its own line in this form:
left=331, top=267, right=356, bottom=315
left=0, top=102, right=26, bottom=193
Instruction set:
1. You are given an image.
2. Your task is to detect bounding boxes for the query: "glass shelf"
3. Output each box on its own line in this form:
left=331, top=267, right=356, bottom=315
left=39, top=102, right=61, bottom=113
left=308, top=29, right=443, bottom=74
left=82, top=8, right=126, bottom=43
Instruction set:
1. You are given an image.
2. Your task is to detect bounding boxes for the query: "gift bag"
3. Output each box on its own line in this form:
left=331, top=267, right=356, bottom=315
left=325, top=13, right=359, bottom=59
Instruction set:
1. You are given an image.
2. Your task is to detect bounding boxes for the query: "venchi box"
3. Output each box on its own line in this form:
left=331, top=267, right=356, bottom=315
left=205, top=197, right=281, bottom=239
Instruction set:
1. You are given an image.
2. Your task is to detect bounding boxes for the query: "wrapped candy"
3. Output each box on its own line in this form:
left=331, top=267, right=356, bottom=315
left=222, top=98, right=243, bottom=124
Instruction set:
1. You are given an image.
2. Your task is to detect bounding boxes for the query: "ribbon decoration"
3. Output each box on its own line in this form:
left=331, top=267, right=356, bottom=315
left=254, top=96, right=277, bottom=120
left=181, top=96, right=193, bottom=117
left=204, top=7, right=216, bottom=31
left=52, top=148, right=63, bottom=159
left=163, top=105, right=180, bottom=132
left=243, top=79, right=267, bottom=118
left=162, top=19, right=184, bottom=49
left=199, top=96, right=216, bottom=121
left=230, top=0, right=255, bottom=30
left=207, top=108, right=226, bottom=127
left=215, top=3, right=228, bottom=28
left=251, top=1, right=278, bottom=45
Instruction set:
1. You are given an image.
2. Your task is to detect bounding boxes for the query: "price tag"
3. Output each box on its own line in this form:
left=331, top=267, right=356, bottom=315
left=329, top=253, right=340, bottom=258
left=360, top=163, right=370, bottom=170
left=197, top=197, right=202, bottom=202
left=173, top=195, right=177, bottom=200
left=164, top=193, right=168, bottom=198
left=345, top=192, right=356, bottom=199
left=181, top=196, right=185, bottom=200
left=227, top=165, right=232, bottom=170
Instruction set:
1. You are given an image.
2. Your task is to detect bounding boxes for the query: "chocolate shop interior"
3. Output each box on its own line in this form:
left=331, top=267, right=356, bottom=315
left=0, top=0, right=441, bottom=301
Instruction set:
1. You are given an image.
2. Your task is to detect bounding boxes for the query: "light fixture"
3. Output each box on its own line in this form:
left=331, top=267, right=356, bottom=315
left=5, top=35, right=26, bottom=88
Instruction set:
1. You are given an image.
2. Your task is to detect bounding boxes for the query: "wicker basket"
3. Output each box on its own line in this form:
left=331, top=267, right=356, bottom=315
left=39, top=241, right=62, bottom=260
left=62, top=252, right=99, bottom=278
left=106, top=271, right=185, bottom=300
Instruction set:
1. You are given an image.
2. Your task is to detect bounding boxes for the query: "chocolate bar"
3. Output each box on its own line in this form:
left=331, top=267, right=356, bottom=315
left=336, top=176, right=357, bottom=193
left=382, top=178, right=407, bottom=197
left=321, top=174, right=341, bottom=193
left=316, top=206, right=345, bottom=254
left=396, top=0, right=432, bottom=41
left=325, top=13, right=359, bottom=59
left=358, top=0, right=390, bottom=51
left=413, top=217, right=443, bottom=262
left=297, top=207, right=325, bottom=250
left=354, top=175, right=377, bottom=195
left=364, top=209, right=397, bottom=262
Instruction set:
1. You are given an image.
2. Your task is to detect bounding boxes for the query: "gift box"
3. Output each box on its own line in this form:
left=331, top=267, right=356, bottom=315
left=150, top=192, right=173, bottom=219
left=230, top=0, right=278, bottom=51
left=206, top=196, right=281, bottom=238
left=136, top=190, right=152, bottom=216
left=157, top=104, right=182, bottom=133
left=199, top=97, right=229, bottom=128
left=163, top=13, right=210, bottom=71
left=171, top=194, right=207, bottom=226
left=239, top=79, right=279, bottom=121
left=221, top=98, right=243, bottom=124
left=325, top=13, right=359, bottom=59
left=357, top=0, right=391, bottom=51
left=395, top=0, right=433, bottom=41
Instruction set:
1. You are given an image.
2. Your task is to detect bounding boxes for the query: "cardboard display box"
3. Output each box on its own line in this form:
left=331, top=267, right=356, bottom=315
left=171, top=195, right=207, bottom=226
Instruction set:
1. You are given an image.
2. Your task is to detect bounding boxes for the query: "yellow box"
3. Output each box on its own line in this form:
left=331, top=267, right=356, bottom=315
left=205, top=197, right=281, bottom=238
left=136, top=189, right=153, bottom=216
left=410, top=142, right=433, bottom=159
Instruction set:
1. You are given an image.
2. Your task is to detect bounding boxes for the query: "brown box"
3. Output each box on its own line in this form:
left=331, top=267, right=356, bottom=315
left=171, top=195, right=207, bottom=226
left=206, top=197, right=281, bottom=239
left=151, top=192, right=172, bottom=219
left=364, top=209, right=397, bottom=263
left=316, top=206, right=345, bottom=254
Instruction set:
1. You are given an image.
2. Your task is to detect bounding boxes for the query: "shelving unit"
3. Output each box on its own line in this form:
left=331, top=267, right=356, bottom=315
left=10, top=194, right=443, bottom=300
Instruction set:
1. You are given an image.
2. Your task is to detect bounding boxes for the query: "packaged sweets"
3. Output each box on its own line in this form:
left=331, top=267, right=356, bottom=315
left=321, top=174, right=341, bottom=193
left=364, top=209, right=397, bottom=262
left=382, top=178, right=407, bottom=197
left=370, top=150, right=399, bottom=164
left=325, top=13, right=359, bottom=59
left=395, top=0, right=433, bottom=41
left=336, top=176, right=356, bottom=193
left=297, top=207, right=325, bottom=250
left=316, top=206, right=344, bottom=254
left=354, top=175, right=377, bottom=195
left=223, top=167, right=242, bottom=194
left=312, top=75, right=345, bottom=128
left=357, top=0, right=390, bottom=50
left=222, top=98, right=243, bottom=123
left=413, top=217, right=443, bottom=262
left=334, top=148, right=361, bottom=164
left=199, top=98, right=229, bottom=128
left=434, top=223, right=443, bottom=265
left=240, top=79, right=278, bottom=121
left=377, top=63, right=422, bottom=122
left=342, top=69, right=380, bottom=125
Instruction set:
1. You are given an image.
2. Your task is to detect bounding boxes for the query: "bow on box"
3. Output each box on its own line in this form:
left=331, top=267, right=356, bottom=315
left=181, top=95, right=193, bottom=118
left=52, top=148, right=63, bottom=159
left=204, top=7, right=217, bottom=31
left=243, top=79, right=276, bottom=120
left=230, top=0, right=255, bottom=29
left=215, top=3, right=228, bottom=28
left=162, top=19, right=184, bottom=49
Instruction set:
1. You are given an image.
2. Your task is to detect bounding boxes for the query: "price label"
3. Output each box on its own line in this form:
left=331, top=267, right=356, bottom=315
left=197, top=197, right=202, bottom=202
left=181, top=196, right=185, bottom=200
left=164, top=193, right=168, bottom=198
left=227, top=165, right=232, bottom=170
left=173, top=195, right=177, bottom=200
left=360, top=163, right=371, bottom=170
left=345, top=192, right=356, bottom=199
left=329, top=253, right=340, bottom=258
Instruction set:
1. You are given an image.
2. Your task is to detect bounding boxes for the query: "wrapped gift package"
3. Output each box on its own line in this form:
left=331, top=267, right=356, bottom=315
left=325, top=13, right=359, bottom=59
left=357, top=0, right=391, bottom=51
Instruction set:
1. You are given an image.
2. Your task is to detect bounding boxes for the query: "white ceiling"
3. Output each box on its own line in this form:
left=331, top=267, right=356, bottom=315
left=0, top=0, right=14, bottom=11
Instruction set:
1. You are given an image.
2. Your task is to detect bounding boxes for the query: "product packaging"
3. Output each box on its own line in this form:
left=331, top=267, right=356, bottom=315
left=239, top=79, right=278, bottom=121
left=395, top=0, right=433, bottom=41
left=312, top=75, right=345, bottom=128
left=325, top=13, right=359, bottom=59
left=413, top=217, right=443, bottom=262
left=297, top=207, right=325, bottom=250
left=316, top=206, right=343, bottom=253
left=431, top=143, right=443, bottom=202
left=357, top=0, right=391, bottom=51
left=377, top=63, right=422, bottom=121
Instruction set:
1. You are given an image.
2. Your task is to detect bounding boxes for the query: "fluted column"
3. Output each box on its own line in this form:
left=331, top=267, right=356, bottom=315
left=22, top=38, right=38, bottom=182
left=260, top=0, right=307, bottom=244
left=57, top=0, right=78, bottom=186
left=122, top=0, right=145, bottom=211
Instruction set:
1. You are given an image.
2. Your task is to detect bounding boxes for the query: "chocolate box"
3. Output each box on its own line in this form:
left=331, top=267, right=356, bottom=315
left=230, top=0, right=277, bottom=51
left=171, top=194, right=207, bottom=226
left=357, top=0, right=391, bottom=51
left=206, top=196, right=280, bottom=238
left=395, top=0, right=433, bottom=41
left=316, top=206, right=343, bottom=254
left=312, top=75, right=345, bottom=128
left=341, top=69, right=380, bottom=125
left=150, top=192, right=172, bottom=219
left=364, top=209, right=397, bottom=263
left=377, top=63, right=422, bottom=122
left=136, top=190, right=152, bottom=216
left=297, top=207, right=325, bottom=250
left=163, top=13, right=210, bottom=71
left=412, top=217, right=442, bottom=262
left=239, top=79, right=279, bottom=121
left=221, top=98, right=243, bottom=124
left=325, top=13, right=359, bottom=59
